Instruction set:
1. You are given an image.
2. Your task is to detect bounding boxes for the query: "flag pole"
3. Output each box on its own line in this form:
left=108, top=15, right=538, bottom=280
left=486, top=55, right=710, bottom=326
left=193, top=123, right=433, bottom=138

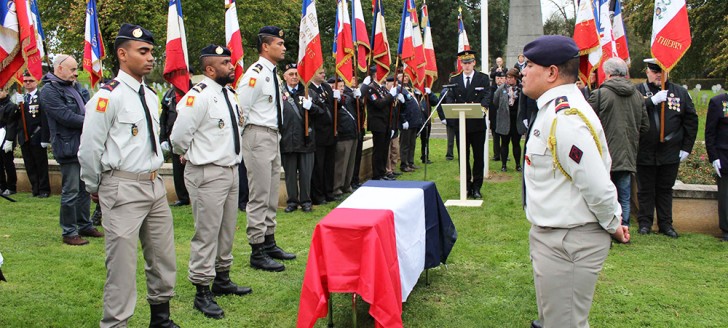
left=304, top=84, right=310, bottom=137
left=660, top=70, right=667, bottom=142
left=334, top=75, right=339, bottom=137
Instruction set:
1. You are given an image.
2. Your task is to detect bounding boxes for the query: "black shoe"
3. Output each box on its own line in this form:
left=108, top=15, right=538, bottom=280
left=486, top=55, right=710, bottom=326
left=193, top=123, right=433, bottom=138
left=193, top=284, right=224, bottom=319
left=410, top=164, right=420, bottom=169
left=392, top=171, right=403, bottom=176
left=492, top=157, right=501, bottom=161
left=472, top=190, right=482, bottom=199
left=312, top=198, right=327, bottom=205
left=516, top=165, right=522, bottom=172
left=149, top=302, right=180, bottom=328
left=264, top=234, right=296, bottom=260
left=422, top=159, right=433, bottom=164
left=171, top=200, right=189, bottom=207
left=211, top=271, right=252, bottom=296
left=446, top=156, right=454, bottom=161
left=37, top=193, right=49, bottom=198
left=721, top=233, right=728, bottom=242
left=638, top=226, right=651, bottom=235
left=249, top=243, right=285, bottom=272
left=467, top=189, right=474, bottom=198
left=382, top=176, right=396, bottom=181
left=660, top=228, right=679, bottom=238
left=501, top=165, right=507, bottom=172
left=301, top=203, right=313, bottom=212
left=351, top=183, right=361, bottom=190
left=531, top=320, right=543, bottom=328
left=325, top=195, right=340, bottom=202
left=284, top=204, right=298, bottom=213
left=238, top=203, right=247, bottom=212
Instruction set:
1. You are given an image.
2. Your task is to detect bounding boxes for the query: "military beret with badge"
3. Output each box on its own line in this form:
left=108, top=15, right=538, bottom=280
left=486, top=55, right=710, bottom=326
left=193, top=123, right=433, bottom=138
left=114, top=23, right=154, bottom=49
left=200, top=44, right=231, bottom=58
left=523, top=35, right=579, bottom=67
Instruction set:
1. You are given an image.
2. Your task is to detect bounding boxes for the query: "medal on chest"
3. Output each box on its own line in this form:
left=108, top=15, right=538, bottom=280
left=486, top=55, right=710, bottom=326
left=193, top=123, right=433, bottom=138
left=131, top=124, right=139, bottom=136
left=218, top=119, right=225, bottom=129
left=269, top=95, right=273, bottom=103
left=28, top=105, right=39, bottom=118
left=722, top=101, right=728, bottom=117
left=667, top=94, right=681, bottom=112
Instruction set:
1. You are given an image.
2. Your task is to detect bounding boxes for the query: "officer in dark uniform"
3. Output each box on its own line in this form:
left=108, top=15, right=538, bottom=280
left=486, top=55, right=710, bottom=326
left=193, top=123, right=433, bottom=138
left=704, top=92, right=728, bottom=241
left=346, top=77, right=366, bottom=189
left=309, top=68, right=339, bottom=204
left=17, top=71, right=50, bottom=197
left=360, top=66, right=395, bottom=180
left=635, top=58, right=698, bottom=238
left=160, top=86, right=190, bottom=206
left=417, top=87, right=437, bottom=164
left=442, top=50, right=491, bottom=199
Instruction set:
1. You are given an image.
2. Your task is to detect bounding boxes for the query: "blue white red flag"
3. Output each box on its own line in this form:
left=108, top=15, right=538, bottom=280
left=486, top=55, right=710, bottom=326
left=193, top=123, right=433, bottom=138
left=611, top=0, right=630, bottom=65
left=454, top=7, right=470, bottom=76
left=164, top=0, right=190, bottom=99
left=83, top=0, right=105, bottom=88
left=225, top=0, right=245, bottom=88
left=298, top=0, right=323, bottom=85
left=421, top=1, right=437, bottom=89
left=333, top=0, right=354, bottom=86
left=370, top=0, right=391, bottom=83
left=351, top=0, right=370, bottom=73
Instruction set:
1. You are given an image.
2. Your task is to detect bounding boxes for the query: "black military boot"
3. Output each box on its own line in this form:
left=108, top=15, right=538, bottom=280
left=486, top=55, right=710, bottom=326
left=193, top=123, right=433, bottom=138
left=193, top=284, right=224, bottom=319
left=149, top=302, right=180, bottom=328
left=263, top=234, right=297, bottom=260
left=250, top=243, right=285, bottom=272
left=211, top=271, right=252, bottom=296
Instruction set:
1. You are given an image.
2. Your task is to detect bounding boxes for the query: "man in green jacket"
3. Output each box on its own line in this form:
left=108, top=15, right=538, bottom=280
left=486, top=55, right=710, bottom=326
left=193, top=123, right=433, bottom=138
left=587, top=57, right=649, bottom=226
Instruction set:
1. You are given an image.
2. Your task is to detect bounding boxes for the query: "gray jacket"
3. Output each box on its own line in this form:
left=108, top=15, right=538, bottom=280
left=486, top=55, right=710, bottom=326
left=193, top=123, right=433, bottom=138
left=587, top=77, right=649, bottom=172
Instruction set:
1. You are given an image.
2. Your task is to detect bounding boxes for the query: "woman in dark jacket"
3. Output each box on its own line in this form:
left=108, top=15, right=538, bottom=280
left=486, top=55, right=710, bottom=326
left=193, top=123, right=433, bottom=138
left=493, top=68, right=522, bottom=172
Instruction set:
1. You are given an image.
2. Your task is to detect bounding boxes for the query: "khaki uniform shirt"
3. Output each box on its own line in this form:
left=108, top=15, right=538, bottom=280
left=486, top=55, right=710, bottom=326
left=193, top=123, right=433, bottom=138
left=524, top=84, right=621, bottom=233
left=79, top=70, right=164, bottom=193
left=236, top=56, right=281, bottom=130
left=171, top=77, right=243, bottom=166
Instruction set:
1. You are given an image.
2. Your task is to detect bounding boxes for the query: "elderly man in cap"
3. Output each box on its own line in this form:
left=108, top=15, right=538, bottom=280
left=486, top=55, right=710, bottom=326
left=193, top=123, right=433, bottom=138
left=634, top=58, right=697, bottom=238
left=237, top=26, right=296, bottom=272
left=441, top=49, right=490, bottom=199
left=171, top=45, right=252, bottom=319
left=280, top=63, right=323, bottom=212
left=520, top=35, right=629, bottom=328
left=79, top=24, right=179, bottom=328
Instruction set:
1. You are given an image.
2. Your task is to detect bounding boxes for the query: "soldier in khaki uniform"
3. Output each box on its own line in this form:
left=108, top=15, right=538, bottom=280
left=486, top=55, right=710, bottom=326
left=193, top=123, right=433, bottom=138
left=171, top=45, right=252, bottom=319
left=78, top=24, right=179, bottom=328
left=236, top=26, right=296, bottom=272
left=520, top=35, right=630, bottom=328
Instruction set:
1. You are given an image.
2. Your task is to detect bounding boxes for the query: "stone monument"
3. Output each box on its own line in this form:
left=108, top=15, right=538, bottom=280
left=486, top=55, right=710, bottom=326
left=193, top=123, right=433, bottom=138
left=505, top=0, right=544, bottom=69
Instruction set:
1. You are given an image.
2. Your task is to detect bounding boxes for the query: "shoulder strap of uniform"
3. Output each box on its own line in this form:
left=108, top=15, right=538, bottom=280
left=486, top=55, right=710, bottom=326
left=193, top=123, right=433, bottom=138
left=101, top=80, right=120, bottom=92
left=252, top=63, right=263, bottom=74
left=192, top=83, right=207, bottom=93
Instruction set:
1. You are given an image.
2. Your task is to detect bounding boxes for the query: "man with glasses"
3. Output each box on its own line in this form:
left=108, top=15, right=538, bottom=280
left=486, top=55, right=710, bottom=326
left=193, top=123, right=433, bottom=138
left=39, top=54, right=103, bottom=246
left=16, top=71, right=51, bottom=198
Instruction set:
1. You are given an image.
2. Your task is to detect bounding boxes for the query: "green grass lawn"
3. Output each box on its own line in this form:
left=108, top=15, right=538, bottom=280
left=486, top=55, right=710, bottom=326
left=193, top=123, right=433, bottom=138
left=1, top=139, right=728, bottom=327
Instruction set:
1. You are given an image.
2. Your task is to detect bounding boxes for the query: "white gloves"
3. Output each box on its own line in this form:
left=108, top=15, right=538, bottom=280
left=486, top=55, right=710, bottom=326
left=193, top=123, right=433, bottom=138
left=390, top=130, right=395, bottom=138
left=14, top=93, right=24, bottom=104
left=679, top=150, right=689, bottom=162
left=441, top=119, right=447, bottom=125
left=362, top=76, right=371, bottom=86
left=40, top=142, right=50, bottom=149
left=389, top=87, right=398, bottom=98
left=651, top=90, right=668, bottom=105
left=333, top=90, right=341, bottom=100
left=523, top=119, right=529, bottom=129
left=402, top=121, right=409, bottom=130
left=160, top=141, right=171, bottom=153
left=2, top=140, right=12, bottom=153
left=713, top=159, right=722, bottom=178
left=302, top=97, right=312, bottom=110
left=425, top=87, right=432, bottom=95
left=353, top=89, right=361, bottom=98
left=396, top=94, right=405, bottom=103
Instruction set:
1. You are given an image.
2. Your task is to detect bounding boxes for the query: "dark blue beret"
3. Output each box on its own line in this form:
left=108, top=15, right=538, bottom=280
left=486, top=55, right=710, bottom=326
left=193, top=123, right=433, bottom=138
left=284, top=63, right=297, bottom=71
left=259, top=26, right=285, bottom=39
left=116, top=23, right=154, bottom=45
left=200, top=44, right=231, bottom=58
left=369, top=65, right=378, bottom=74
left=386, top=76, right=395, bottom=82
left=523, top=35, right=579, bottom=67
left=327, top=77, right=336, bottom=84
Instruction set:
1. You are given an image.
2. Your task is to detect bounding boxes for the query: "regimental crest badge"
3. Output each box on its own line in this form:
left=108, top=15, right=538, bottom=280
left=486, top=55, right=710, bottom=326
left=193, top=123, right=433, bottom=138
left=249, top=78, right=257, bottom=87
left=569, top=145, right=583, bottom=164
left=131, top=124, right=139, bottom=136
left=186, top=96, right=195, bottom=107
left=554, top=96, right=570, bottom=113
left=132, top=28, right=143, bottom=38
left=655, top=1, right=668, bottom=20
left=218, top=119, right=225, bottom=129
left=96, top=98, right=109, bottom=113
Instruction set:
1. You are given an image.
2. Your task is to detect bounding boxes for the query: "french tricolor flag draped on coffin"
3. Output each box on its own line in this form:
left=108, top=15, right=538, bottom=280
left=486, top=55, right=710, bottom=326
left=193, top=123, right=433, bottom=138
left=338, top=180, right=457, bottom=301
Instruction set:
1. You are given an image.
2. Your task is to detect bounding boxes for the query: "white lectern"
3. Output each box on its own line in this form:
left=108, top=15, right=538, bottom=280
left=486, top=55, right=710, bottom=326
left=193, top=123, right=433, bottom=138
left=441, top=103, right=484, bottom=207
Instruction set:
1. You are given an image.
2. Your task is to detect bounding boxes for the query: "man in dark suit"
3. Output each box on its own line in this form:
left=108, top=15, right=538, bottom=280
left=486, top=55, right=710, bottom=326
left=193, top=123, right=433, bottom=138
left=309, top=68, right=339, bottom=204
left=17, top=71, right=50, bottom=197
left=442, top=50, right=490, bottom=199
left=361, top=66, right=395, bottom=181
left=704, top=92, right=728, bottom=241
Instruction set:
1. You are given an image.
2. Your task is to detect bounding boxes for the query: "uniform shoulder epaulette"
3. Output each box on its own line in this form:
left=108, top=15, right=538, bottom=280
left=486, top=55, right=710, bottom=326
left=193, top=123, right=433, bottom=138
left=252, top=63, right=263, bottom=74
left=101, top=80, right=120, bottom=92
left=192, top=83, right=207, bottom=93
left=145, top=85, right=157, bottom=95
left=554, top=96, right=570, bottom=113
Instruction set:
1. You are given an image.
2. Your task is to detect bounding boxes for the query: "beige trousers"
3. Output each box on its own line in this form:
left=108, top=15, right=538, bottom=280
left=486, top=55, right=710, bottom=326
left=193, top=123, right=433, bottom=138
left=99, top=173, right=176, bottom=328
left=242, top=125, right=280, bottom=244
left=333, top=139, right=357, bottom=195
left=529, top=223, right=611, bottom=328
left=387, top=136, right=400, bottom=174
left=185, top=164, right=239, bottom=285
